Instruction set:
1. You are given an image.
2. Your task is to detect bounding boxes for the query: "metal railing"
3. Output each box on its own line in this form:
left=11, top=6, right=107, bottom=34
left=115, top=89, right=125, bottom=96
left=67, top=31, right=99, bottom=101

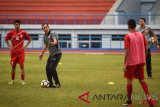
left=0, top=14, right=160, bottom=25
left=0, top=36, right=159, bottom=50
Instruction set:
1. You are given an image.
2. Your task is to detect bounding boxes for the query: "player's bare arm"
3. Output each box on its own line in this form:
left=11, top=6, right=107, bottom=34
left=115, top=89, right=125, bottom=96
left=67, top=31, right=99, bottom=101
left=153, top=34, right=159, bottom=48
left=39, top=44, right=48, bottom=60
left=22, top=38, right=32, bottom=49
left=124, top=48, right=129, bottom=72
left=5, top=39, right=13, bottom=50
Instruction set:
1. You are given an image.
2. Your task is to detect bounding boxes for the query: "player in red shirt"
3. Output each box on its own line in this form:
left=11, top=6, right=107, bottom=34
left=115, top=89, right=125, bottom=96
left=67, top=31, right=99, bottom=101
left=123, top=19, right=157, bottom=106
left=5, top=20, right=31, bottom=85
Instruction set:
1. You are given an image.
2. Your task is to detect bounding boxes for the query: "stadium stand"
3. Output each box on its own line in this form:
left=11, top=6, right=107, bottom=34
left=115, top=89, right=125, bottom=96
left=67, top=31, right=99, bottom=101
left=0, top=0, right=116, bottom=24
left=0, top=0, right=160, bottom=50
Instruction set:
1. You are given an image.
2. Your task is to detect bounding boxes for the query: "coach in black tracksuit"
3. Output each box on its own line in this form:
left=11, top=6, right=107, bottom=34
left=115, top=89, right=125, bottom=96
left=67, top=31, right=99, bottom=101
left=137, top=18, right=159, bottom=78
left=39, top=23, right=62, bottom=88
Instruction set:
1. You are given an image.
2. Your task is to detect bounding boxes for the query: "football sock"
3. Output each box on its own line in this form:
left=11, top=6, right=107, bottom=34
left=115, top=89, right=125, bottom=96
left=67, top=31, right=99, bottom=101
left=140, top=81, right=150, bottom=100
left=127, top=84, right=132, bottom=101
left=11, top=72, right=15, bottom=80
left=21, top=75, right=25, bottom=80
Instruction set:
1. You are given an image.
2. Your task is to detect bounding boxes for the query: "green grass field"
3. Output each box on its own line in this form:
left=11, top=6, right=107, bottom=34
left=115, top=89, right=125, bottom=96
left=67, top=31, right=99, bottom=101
left=0, top=53, right=160, bottom=107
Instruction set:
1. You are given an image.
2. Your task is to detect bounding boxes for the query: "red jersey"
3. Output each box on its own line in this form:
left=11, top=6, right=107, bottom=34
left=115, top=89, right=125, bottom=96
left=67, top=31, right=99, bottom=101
left=124, top=32, right=147, bottom=66
left=5, top=30, right=31, bottom=53
left=124, top=32, right=147, bottom=49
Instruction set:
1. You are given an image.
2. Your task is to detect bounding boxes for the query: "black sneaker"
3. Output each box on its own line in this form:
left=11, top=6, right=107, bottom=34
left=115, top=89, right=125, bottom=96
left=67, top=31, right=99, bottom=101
left=55, top=83, right=61, bottom=88
left=123, top=101, right=132, bottom=106
left=49, top=85, right=56, bottom=88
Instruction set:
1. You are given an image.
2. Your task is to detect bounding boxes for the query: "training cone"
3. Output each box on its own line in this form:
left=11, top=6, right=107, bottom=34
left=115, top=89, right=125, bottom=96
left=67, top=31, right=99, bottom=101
left=107, top=82, right=115, bottom=85
left=58, top=63, right=62, bottom=65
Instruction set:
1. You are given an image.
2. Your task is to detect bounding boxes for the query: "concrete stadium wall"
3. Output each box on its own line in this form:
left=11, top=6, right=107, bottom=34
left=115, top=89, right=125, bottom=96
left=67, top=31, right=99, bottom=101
left=116, top=0, right=157, bottom=24
left=0, top=24, right=160, bottom=49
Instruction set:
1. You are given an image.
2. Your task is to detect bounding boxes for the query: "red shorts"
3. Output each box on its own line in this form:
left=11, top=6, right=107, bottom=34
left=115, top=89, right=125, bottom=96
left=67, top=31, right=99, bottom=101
left=10, top=52, right=25, bottom=65
left=124, top=64, right=145, bottom=80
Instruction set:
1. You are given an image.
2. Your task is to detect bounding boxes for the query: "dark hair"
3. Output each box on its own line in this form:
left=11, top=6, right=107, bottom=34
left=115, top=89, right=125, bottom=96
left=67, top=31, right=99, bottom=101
left=128, top=19, right=136, bottom=29
left=41, top=23, right=49, bottom=28
left=140, top=18, right=146, bottom=22
left=14, top=20, right=21, bottom=24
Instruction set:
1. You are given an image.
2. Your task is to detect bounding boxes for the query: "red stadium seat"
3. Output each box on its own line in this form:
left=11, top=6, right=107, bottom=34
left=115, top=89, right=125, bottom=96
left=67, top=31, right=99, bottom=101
left=0, top=0, right=116, bottom=24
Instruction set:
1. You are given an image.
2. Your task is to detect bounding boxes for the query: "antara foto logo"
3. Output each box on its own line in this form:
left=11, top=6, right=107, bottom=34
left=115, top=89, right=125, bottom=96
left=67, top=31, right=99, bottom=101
left=78, top=91, right=160, bottom=104
left=78, top=91, right=90, bottom=104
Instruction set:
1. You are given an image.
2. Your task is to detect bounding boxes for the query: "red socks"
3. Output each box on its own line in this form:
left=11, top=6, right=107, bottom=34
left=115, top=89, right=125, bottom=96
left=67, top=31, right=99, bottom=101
left=140, top=81, right=150, bottom=99
left=127, top=81, right=150, bottom=101
left=11, top=72, right=15, bottom=80
left=127, top=84, right=132, bottom=101
left=21, top=75, right=25, bottom=80
left=11, top=70, right=25, bottom=81
left=11, top=73, right=25, bottom=81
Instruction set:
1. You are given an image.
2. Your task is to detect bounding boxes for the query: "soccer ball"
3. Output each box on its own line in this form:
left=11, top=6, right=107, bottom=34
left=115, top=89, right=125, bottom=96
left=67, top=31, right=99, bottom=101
left=41, top=80, right=49, bottom=88
left=149, top=37, right=155, bottom=44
